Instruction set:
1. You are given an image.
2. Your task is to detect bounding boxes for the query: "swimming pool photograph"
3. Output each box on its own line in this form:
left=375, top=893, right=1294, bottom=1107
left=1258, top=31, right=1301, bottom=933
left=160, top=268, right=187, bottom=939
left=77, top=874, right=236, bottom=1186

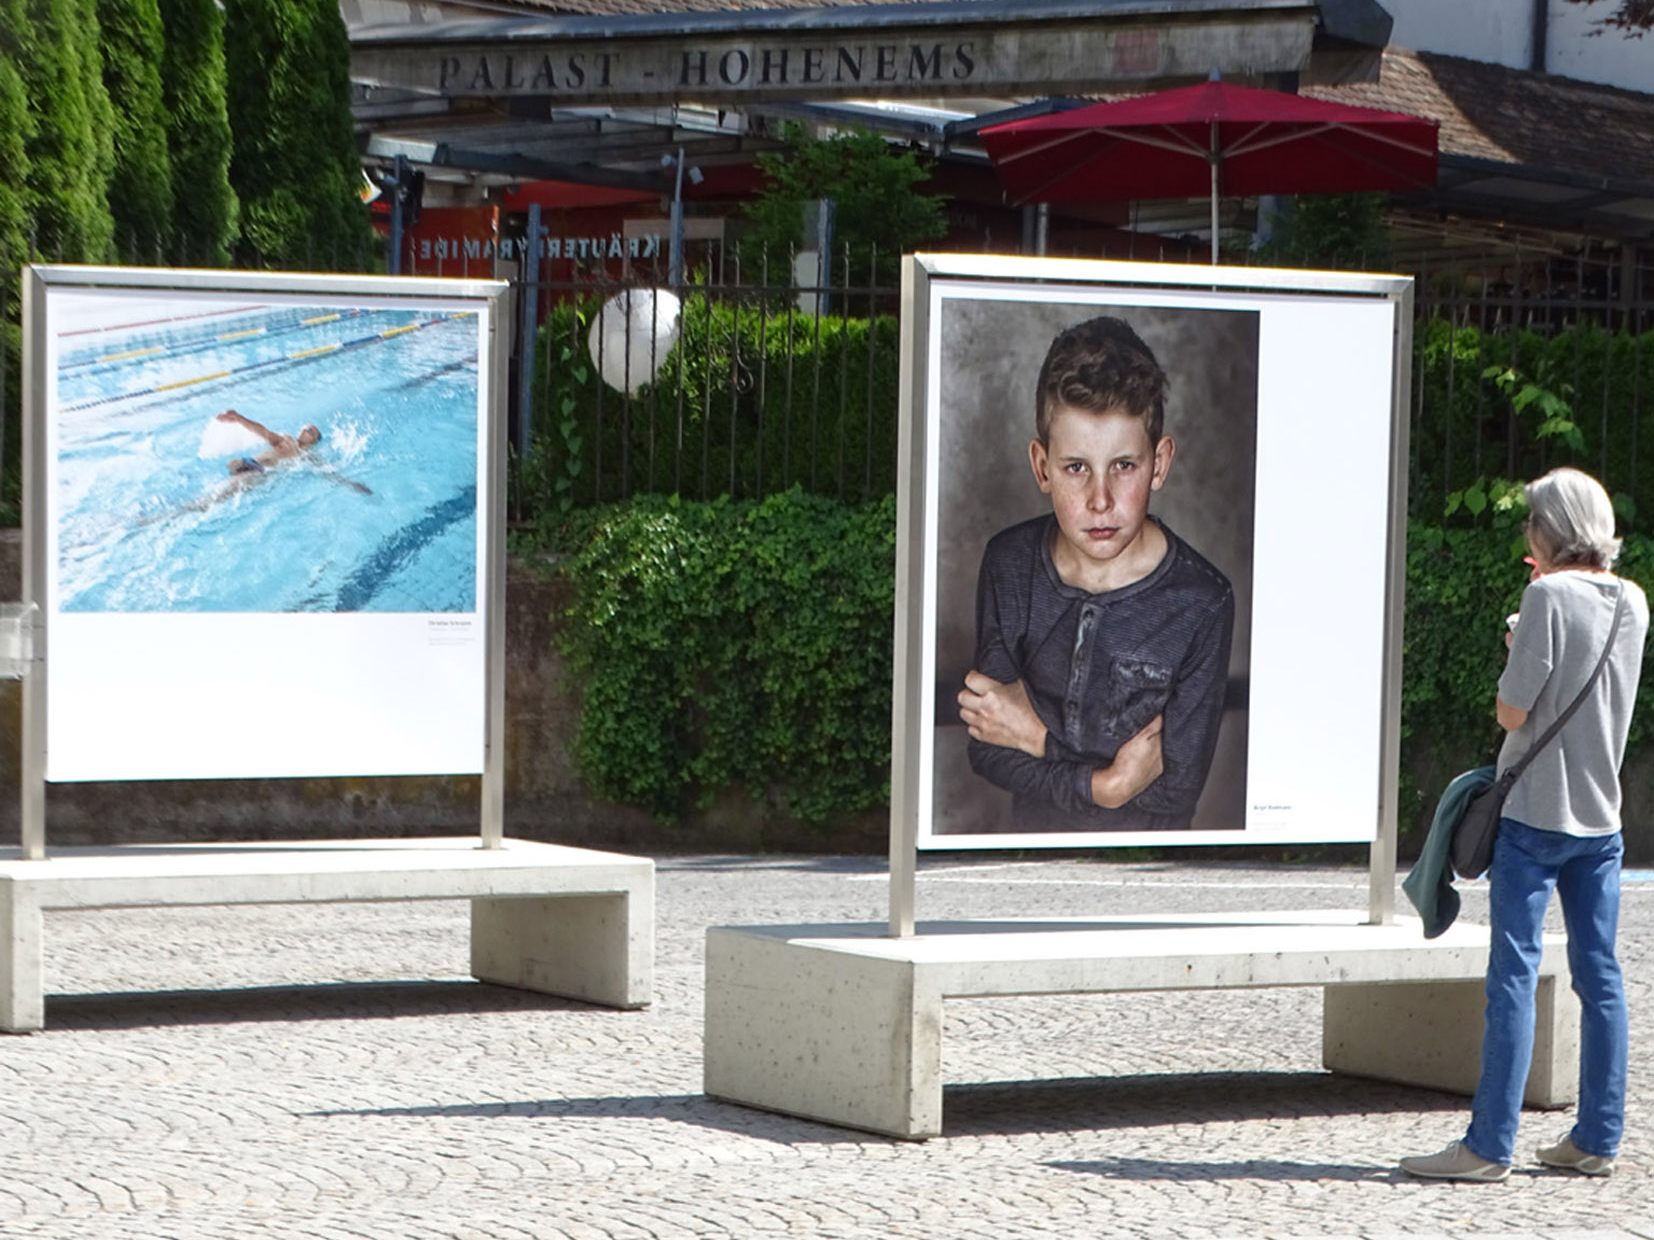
left=49, top=291, right=484, bottom=614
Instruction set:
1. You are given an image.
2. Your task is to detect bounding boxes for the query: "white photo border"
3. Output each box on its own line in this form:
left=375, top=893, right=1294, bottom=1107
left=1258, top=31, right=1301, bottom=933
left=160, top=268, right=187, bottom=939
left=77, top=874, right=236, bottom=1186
left=897, top=255, right=1411, bottom=852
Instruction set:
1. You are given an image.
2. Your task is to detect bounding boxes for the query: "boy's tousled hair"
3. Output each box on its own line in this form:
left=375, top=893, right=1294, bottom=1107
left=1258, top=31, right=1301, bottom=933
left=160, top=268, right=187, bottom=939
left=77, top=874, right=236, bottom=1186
left=1034, top=315, right=1167, bottom=445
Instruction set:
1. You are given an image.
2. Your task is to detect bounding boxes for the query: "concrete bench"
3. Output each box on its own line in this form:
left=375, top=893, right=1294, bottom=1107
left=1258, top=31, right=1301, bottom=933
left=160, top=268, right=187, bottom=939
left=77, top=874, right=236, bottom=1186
left=0, top=836, right=653, bottom=1032
left=703, top=909, right=1575, bottom=1140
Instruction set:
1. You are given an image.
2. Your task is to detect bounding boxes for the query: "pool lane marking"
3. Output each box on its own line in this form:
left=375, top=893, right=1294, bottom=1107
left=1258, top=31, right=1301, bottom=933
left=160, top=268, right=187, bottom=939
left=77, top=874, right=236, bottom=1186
left=153, top=370, right=232, bottom=393
left=60, top=306, right=370, bottom=377
left=216, top=327, right=267, bottom=343
left=59, top=303, right=265, bottom=338
left=61, top=312, right=472, bottom=412
left=98, top=345, right=165, bottom=363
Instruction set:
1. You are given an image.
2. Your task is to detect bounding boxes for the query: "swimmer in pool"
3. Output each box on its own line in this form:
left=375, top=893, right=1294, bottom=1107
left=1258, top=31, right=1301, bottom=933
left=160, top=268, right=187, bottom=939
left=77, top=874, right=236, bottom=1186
left=218, top=409, right=321, bottom=474
left=216, top=409, right=371, bottom=495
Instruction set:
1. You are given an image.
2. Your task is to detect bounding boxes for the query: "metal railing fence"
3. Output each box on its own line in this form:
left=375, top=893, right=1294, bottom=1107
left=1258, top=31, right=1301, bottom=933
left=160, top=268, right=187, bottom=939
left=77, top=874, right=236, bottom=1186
left=508, top=244, right=899, bottom=520
left=1409, top=246, right=1654, bottom=521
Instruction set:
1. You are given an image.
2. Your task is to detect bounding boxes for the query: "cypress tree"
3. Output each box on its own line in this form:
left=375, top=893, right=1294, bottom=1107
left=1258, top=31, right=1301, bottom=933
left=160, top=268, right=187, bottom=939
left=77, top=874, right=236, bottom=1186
left=0, top=0, right=29, bottom=518
left=21, top=0, right=116, bottom=262
left=98, top=0, right=174, bottom=262
left=0, top=0, right=35, bottom=277
left=157, top=0, right=237, bottom=265
left=224, top=0, right=371, bottom=271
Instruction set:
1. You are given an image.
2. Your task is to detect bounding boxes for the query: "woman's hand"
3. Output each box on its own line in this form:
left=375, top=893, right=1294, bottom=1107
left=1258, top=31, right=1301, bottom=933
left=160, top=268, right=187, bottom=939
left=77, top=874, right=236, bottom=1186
left=958, top=670, right=1047, bottom=758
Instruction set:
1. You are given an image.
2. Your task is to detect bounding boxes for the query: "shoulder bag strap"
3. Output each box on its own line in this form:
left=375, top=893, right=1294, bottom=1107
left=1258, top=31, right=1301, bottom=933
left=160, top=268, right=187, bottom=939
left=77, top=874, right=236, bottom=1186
left=1503, top=579, right=1626, bottom=785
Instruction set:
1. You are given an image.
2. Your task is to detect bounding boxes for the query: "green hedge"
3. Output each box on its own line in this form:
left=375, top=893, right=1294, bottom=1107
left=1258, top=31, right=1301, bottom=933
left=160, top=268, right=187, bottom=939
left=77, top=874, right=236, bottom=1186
left=522, top=294, right=900, bottom=515
left=556, top=491, right=1654, bottom=845
left=1401, top=511, right=1654, bottom=839
left=558, top=489, right=896, bottom=823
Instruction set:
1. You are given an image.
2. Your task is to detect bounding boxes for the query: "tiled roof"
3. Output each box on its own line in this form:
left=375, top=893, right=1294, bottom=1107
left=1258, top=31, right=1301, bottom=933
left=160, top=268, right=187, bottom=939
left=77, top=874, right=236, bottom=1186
left=1307, top=47, right=1654, bottom=187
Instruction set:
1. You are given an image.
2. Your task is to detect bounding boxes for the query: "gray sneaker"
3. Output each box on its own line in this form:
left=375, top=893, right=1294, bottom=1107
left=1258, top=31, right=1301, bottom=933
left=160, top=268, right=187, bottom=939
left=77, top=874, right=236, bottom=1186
left=1536, top=1134, right=1616, bottom=1177
left=1400, top=1140, right=1511, bottom=1182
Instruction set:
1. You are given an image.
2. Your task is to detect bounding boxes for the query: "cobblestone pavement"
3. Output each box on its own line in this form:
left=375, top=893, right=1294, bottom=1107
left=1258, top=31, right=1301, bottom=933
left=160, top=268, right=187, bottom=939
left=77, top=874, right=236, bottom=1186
left=3, top=853, right=1654, bottom=1239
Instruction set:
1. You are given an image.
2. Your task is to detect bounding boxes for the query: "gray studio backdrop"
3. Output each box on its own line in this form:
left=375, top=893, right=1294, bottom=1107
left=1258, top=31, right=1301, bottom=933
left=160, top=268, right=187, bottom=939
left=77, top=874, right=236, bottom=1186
left=932, top=295, right=1259, bottom=836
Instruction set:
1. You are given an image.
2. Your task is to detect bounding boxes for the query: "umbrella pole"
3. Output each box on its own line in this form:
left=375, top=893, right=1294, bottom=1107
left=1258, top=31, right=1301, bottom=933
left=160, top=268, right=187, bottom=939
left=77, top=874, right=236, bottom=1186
left=1209, top=120, right=1220, bottom=265
left=1210, top=165, right=1219, bottom=264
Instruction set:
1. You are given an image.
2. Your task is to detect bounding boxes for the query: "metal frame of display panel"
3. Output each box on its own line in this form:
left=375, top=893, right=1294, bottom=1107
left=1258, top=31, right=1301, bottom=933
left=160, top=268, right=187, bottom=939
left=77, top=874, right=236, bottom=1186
left=889, top=253, right=1413, bottom=935
left=19, top=265, right=513, bottom=859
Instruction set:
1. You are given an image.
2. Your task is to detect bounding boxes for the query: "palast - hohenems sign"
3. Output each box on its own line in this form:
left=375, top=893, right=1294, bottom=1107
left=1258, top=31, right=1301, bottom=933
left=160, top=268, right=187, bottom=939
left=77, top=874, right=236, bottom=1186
left=353, top=14, right=1318, bottom=106
left=438, top=40, right=980, bottom=95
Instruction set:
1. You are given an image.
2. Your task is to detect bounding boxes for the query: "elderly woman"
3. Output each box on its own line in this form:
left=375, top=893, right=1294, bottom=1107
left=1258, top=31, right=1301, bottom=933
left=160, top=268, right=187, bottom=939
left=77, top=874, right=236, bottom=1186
left=1403, top=468, right=1648, bottom=1182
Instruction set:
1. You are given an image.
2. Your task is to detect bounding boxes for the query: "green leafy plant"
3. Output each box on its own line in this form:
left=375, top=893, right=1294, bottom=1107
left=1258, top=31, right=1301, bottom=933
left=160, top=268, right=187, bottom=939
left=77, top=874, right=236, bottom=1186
left=551, top=310, right=591, bottom=513
left=1482, top=360, right=1585, bottom=453
left=1414, top=319, right=1654, bottom=522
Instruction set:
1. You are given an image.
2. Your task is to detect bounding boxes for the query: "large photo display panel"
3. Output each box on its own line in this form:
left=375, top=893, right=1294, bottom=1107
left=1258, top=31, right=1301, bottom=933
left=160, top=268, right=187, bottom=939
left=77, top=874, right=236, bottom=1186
left=911, top=267, right=1400, bottom=849
left=35, top=271, right=499, bottom=782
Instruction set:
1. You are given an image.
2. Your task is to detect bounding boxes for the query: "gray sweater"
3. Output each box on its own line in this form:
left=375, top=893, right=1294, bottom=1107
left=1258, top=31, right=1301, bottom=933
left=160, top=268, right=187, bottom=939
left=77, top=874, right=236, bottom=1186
left=1497, top=570, right=1649, bottom=836
left=966, top=514, right=1233, bottom=831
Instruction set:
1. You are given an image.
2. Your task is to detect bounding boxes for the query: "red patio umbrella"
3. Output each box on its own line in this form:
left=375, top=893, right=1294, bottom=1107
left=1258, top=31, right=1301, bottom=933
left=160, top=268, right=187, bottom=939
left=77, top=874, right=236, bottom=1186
left=979, top=78, right=1439, bottom=263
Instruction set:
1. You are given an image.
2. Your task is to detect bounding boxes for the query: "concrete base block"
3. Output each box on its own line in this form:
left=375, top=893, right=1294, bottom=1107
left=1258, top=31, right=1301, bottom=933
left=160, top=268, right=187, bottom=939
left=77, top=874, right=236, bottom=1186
left=0, top=881, right=43, bottom=1034
left=0, top=837, right=654, bottom=1032
left=472, top=890, right=652, bottom=1009
left=1323, top=975, right=1579, bottom=1108
left=705, top=928, right=939, bottom=1138
left=704, top=911, right=1575, bottom=1140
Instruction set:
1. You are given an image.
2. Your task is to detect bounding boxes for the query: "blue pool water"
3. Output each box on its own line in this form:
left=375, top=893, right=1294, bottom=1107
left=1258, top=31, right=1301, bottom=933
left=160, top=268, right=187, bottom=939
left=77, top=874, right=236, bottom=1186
left=55, top=302, right=482, bottom=613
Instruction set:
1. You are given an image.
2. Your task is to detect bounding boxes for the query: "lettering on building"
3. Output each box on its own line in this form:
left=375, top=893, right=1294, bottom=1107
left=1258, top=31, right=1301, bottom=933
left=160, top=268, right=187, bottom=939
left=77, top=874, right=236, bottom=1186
left=422, top=39, right=980, bottom=99
left=414, top=233, right=664, bottom=263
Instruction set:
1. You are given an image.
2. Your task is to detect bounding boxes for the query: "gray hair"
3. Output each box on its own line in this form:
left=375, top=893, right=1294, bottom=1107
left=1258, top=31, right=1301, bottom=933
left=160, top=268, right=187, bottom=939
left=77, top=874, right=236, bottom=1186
left=1525, top=467, right=1621, bottom=569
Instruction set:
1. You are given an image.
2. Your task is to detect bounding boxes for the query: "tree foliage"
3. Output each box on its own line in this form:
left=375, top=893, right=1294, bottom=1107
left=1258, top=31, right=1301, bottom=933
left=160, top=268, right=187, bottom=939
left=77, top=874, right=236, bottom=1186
left=21, top=0, right=117, bottom=262
left=1564, top=0, right=1652, bottom=32
left=98, top=0, right=174, bottom=258
left=224, top=0, right=371, bottom=269
left=157, top=0, right=237, bottom=265
left=736, top=123, right=947, bottom=284
left=1252, top=192, right=1389, bottom=270
left=0, top=0, right=35, bottom=277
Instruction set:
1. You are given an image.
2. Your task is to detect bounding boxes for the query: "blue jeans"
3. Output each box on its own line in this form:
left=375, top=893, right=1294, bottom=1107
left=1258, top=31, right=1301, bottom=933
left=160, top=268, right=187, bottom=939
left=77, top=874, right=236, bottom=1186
left=1464, top=819, right=1627, bottom=1165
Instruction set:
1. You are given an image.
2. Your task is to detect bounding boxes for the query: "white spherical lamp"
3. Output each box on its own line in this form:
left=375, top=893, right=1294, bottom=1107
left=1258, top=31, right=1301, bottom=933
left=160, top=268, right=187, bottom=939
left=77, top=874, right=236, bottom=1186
left=587, top=288, right=682, bottom=395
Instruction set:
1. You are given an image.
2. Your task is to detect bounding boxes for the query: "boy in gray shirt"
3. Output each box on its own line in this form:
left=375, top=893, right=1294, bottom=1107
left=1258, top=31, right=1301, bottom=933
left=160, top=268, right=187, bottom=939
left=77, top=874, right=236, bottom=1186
left=956, top=316, right=1234, bottom=831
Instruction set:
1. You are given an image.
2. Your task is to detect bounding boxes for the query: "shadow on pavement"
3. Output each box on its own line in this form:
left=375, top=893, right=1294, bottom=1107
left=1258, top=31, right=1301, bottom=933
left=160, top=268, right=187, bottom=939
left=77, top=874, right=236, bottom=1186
left=1047, top=1156, right=1393, bottom=1182
left=303, top=1092, right=895, bottom=1146
left=46, top=979, right=603, bottom=1029
left=944, top=1070, right=1466, bottom=1136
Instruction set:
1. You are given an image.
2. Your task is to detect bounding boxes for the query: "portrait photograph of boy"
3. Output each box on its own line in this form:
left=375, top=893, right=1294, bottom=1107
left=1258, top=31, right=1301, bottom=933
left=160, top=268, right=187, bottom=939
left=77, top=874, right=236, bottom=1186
left=928, top=293, right=1260, bottom=841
